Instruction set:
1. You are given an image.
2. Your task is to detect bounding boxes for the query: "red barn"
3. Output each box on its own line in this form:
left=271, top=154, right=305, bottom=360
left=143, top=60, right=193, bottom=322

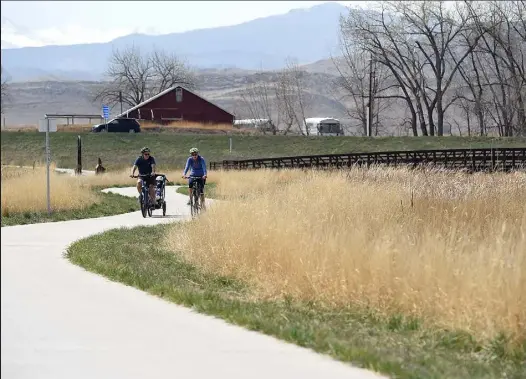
left=116, top=85, right=234, bottom=125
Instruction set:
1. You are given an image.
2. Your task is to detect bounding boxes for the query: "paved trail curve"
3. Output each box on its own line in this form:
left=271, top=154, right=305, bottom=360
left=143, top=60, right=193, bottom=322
left=1, top=187, right=385, bottom=379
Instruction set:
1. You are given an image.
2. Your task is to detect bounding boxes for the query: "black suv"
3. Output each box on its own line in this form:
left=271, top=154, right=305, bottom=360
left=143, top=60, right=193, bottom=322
left=92, top=118, right=141, bottom=133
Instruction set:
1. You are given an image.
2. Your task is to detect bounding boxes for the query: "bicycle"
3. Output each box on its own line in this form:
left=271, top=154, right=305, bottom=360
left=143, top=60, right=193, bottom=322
left=185, top=175, right=205, bottom=217
left=131, top=173, right=156, bottom=218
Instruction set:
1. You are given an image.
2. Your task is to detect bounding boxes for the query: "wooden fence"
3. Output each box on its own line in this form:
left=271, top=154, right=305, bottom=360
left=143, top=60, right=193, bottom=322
left=210, top=148, right=526, bottom=172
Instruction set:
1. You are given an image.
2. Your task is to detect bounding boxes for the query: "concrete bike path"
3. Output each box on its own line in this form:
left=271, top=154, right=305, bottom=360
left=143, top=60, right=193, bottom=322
left=1, top=186, right=386, bottom=379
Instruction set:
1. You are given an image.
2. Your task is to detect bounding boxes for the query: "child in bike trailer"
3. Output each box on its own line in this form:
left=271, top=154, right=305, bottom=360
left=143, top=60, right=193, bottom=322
left=182, top=147, right=207, bottom=206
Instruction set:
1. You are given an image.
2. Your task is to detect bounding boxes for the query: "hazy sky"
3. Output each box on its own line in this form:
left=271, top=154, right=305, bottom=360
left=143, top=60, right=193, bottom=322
left=1, top=1, right=369, bottom=48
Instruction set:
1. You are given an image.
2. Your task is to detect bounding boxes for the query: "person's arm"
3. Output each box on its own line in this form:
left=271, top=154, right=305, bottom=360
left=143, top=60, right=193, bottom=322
left=151, top=157, right=156, bottom=175
left=201, top=157, right=207, bottom=178
left=131, top=158, right=139, bottom=177
left=182, top=157, right=190, bottom=177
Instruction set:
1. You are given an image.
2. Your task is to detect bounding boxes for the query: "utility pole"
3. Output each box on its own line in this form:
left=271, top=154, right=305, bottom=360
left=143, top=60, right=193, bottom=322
left=367, top=55, right=374, bottom=137
left=46, top=118, right=51, bottom=214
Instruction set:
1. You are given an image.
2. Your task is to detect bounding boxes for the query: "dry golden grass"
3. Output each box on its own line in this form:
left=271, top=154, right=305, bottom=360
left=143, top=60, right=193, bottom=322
left=2, top=124, right=96, bottom=132
left=1, top=165, right=98, bottom=215
left=140, top=120, right=234, bottom=131
left=4, top=121, right=253, bottom=134
left=2, top=125, right=39, bottom=132
left=1, top=164, right=216, bottom=215
left=57, top=124, right=94, bottom=132
left=1, top=164, right=217, bottom=215
left=52, top=121, right=237, bottom=133
left=166, top=167, right=526, bottom=343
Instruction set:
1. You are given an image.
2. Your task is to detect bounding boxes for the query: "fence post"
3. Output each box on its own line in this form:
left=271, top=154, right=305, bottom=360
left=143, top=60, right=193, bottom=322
left=491, top=149, right=496, bottom=171
left=75, top=135, right=82, bottom=175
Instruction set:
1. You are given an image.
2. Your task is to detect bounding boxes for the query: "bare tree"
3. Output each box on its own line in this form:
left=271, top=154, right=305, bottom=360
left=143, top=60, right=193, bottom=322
left=455, top=29, right=488, bottom=136
left=1, top=66, right=9, bottom=114
left=280, top=58, right=311, bottom=135
left=387, top=1, right=483, bottom=136
left=331, top=35, right=393, bottom=136
left=274, top=69, right=297, bottom=135
left=467, top=0, right=526, bottom=136
left=240, top=76, right=279, bottom=135
left=341, top=4, right=428, bottom=136
left=95, top=46, right=195, bottom=110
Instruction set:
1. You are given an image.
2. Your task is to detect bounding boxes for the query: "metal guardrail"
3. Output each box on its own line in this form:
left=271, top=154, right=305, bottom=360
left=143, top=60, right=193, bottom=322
left=210, top=148, right=526, bottom=172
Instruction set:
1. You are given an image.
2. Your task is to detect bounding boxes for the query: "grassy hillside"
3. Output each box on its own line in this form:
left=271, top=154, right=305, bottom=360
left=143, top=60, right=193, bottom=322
left=2, top=131, right=524, bottom=171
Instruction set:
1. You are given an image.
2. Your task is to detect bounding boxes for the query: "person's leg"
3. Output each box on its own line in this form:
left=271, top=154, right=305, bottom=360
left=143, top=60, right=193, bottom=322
left=187, top=178, right=193, bottom=205
left=136, top=179, right=143, bottom=203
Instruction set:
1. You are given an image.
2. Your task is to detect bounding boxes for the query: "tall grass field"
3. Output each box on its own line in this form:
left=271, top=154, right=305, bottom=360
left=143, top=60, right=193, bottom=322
left=1, top=166, right=189, bottom=217
left=166, top=168, right=526, bottom=344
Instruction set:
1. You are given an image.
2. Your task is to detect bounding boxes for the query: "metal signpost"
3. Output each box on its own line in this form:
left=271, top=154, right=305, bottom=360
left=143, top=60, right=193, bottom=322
left=102, top=105, right=110, bottom=131
left=38, top=117, right=57, bottom=214
left=75, top=135, right=82, bottom=175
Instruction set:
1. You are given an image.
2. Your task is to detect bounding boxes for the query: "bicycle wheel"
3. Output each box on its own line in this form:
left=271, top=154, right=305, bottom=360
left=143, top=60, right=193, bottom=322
left=147, top=187, right=153, bottom=217
left=161, top=185, right=166, bottom=216
left=147, top=204, right=153, bottom=217
left=190, top=195, right=196, bottom=217
left=140, top=193, right=147, bottom=218
left=192, top=186, right=200, bottom=217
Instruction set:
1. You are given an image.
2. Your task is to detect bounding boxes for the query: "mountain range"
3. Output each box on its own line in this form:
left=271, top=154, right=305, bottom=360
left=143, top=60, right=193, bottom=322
left=1, top=3, right=348, bottom=82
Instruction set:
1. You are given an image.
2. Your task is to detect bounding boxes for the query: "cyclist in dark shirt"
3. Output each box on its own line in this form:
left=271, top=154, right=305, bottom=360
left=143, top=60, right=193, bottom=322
left=130, top=147, right=156, bottom=203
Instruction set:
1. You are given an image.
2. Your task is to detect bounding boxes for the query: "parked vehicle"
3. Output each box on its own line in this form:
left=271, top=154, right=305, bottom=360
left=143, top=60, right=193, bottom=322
left=234, top=118, right=274, bottom=132
left=92, top=118, right=141, bottom=133
left=304, top=117, right=343, bottom=136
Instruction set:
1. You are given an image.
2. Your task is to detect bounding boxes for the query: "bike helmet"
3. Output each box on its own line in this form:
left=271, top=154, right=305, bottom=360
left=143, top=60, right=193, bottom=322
left=140, top=147, right=151, bottom=154
left=189, top=147, right=199, bottom=154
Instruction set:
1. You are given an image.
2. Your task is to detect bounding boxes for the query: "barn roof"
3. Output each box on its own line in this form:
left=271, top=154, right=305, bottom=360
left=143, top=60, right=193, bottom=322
left=116, top=85, right=234, bottom=118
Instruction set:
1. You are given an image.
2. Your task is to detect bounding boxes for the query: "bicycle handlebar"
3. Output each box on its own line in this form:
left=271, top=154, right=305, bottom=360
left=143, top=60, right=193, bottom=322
left=130, top=173, right=156, bottom=178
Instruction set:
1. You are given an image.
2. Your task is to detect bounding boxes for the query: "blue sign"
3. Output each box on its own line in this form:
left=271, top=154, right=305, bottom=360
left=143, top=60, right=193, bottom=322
left=102, top=105, right=109, bottom=119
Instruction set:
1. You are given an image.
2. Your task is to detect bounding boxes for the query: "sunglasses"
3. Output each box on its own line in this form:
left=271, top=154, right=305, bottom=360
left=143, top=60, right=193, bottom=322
left=143, top=153, right=150, bottom=156
left=191, top=153, right=198, bottom=156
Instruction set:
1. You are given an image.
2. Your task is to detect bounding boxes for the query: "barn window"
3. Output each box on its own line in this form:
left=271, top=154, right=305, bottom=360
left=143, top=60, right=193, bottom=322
left=176, top=87, right=183, bottom=103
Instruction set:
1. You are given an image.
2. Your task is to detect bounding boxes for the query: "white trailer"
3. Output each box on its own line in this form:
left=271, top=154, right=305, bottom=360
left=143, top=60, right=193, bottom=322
left=304, top=117, right=343, bottom=136
left=233, top=119, right=273, bottom=132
